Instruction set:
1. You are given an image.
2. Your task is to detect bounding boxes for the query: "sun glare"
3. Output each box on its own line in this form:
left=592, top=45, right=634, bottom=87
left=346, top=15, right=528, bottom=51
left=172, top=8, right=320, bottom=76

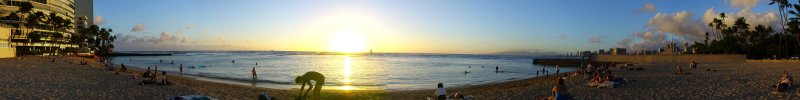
left=329, top=30, right=367, bottom=53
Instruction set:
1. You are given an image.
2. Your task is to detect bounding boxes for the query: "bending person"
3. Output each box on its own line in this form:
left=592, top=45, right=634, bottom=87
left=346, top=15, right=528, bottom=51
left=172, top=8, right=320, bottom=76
left=295, top=71, right=325, bottom=100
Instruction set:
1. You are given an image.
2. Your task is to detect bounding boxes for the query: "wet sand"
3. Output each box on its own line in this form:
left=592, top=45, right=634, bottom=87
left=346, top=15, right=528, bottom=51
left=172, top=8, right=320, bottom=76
left=2, top=56, right=800, bottom=99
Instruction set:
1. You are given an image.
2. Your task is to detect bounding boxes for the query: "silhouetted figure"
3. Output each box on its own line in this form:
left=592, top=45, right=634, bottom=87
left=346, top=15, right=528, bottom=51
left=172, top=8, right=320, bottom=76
left=495, top=66, right=499, bottom=72
left=159, top=59, right=163, bottom=64
left=295, top=71, right=325, bottom=100
left=170, top=61, right=174, bottom=64
left=121, top=63, right=127, bottom=72
left=232, top=60, right=235, bottom=63
left=252, top=67, right=257, bottom=80
left=179, top=64, right=184, bottom=76
left=556, top=65, right=561, bottom=74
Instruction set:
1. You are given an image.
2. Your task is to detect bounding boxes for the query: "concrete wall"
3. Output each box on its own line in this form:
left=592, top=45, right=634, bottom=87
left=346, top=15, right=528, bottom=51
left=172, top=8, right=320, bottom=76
left=591, top=54, right=746, bottom=63
left=0, top=26, right=12, bottom=58
left=0, top=47, right=15, bottom=58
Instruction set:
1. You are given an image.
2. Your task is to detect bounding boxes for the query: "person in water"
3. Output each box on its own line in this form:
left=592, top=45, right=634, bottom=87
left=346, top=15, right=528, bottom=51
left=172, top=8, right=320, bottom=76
left=252, top=67, right=257, bottom=80
left=556, top=65, right=561, bottom=74
left=179, top=64, right=184, bottom=76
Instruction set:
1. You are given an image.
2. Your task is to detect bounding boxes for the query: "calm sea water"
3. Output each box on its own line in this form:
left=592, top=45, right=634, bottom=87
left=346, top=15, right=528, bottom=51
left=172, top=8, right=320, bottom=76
left=110, top=51, right=575, bottom=90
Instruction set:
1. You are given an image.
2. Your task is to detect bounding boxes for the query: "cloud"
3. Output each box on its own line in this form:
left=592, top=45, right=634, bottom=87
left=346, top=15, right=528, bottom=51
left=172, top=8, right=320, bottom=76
left=635, top=3, right=657, bottom=13
left=186, top=24, right=195, bottom=30
left=645, top=11, right=707, bottom=42
left=94, top=16, right=104, bottom=25
left=616, top=37, right=632, bottom=48
left=728, top=0, right=758, bottom=10
left=702, top=8, right=778, bottom=30
left=630, top=31, right=668, bottom=50
left=159, top=31, right=176, bottom=42
left=588, top=35, right=606, bottom=44
left=131, top=23, right=145, bottom=32
left=618, top=0, right=776, bottom=51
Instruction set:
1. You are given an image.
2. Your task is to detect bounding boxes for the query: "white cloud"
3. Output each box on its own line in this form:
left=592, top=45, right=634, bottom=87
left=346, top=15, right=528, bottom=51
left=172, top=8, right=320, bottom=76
left=94, top=16, right=104, bottom=25
left=616, top=37, right=632, bottom=48
left=630, top=31, right=668, bottom=50
left=159, top=31, right=175, bottom=42
left=635, top=3, right=657, bottom=13
left=728, top=0, right=759, bottom=10
left=131, top=23, right=145, bottom=32
left=588, top=35, right=606, bottom=44
left=645, top=11, right=707, bottom=42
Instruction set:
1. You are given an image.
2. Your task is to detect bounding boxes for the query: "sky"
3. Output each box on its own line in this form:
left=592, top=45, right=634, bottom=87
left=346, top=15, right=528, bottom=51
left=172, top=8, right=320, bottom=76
left=98, top=0, right=781, bottom=54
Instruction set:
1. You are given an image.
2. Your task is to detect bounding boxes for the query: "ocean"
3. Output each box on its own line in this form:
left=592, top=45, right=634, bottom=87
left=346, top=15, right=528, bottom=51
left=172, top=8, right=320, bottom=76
left=109, top=51, right=575, bottom=90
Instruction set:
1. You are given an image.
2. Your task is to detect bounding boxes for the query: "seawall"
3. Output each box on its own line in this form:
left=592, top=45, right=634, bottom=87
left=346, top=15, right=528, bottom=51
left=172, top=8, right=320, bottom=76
left=591, top=54, right=746, bottom=63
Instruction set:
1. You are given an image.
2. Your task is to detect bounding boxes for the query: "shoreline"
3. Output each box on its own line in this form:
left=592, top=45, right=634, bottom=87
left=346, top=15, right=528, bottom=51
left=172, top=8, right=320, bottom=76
left=6, top=56, right=798, bottom=99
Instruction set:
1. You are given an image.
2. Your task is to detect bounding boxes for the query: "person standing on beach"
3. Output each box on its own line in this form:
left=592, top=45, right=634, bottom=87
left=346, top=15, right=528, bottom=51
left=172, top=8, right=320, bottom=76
left=435, top=83, right=447, bottom=100
left=495, top=66, right=499, bottom=72
left=252, top=67, right=257, bottom=80
left=556, top=65, right=560, bottom=74
left=179, top=64, right=184, bottom=76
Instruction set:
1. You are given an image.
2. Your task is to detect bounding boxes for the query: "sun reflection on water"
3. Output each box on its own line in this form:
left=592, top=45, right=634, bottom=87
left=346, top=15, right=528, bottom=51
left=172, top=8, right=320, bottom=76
left=341, top=56, right=354, bottom=90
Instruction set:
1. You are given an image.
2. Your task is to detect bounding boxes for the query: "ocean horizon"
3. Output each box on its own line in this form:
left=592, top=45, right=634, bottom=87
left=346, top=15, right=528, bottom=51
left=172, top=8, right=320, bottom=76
left=109, top=51, right=577, bottom=90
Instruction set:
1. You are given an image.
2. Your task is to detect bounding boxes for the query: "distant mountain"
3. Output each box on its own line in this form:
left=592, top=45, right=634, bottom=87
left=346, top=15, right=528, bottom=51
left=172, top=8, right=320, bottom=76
left=488, top=50, right=561, bottom=56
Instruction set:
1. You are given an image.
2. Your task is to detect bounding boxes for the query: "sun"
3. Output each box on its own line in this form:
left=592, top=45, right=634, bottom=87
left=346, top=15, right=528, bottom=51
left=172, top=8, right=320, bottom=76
left=329, top=30, right=367, bottom=53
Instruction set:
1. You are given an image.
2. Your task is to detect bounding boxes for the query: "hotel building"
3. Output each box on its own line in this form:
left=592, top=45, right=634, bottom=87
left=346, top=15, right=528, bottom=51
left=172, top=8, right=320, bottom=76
left=0, top=0, right=92, bottom=58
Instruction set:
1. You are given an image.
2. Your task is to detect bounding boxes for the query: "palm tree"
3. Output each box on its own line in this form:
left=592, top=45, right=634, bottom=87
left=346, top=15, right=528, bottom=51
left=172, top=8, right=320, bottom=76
left=12, top=2, right=33, bottom=56
left=771, top=0, right=791, bottom=57
left=787, top=1, right=800, bottom=56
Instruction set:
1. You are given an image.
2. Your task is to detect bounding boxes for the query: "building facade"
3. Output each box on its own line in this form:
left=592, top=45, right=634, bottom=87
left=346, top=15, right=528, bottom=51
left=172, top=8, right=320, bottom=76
left=0, top=0, right=88, bottom=58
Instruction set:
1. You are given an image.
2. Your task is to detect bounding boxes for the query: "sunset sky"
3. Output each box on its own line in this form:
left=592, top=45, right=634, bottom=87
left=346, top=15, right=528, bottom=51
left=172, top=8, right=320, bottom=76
left=100, top=0, right=778, bottom=54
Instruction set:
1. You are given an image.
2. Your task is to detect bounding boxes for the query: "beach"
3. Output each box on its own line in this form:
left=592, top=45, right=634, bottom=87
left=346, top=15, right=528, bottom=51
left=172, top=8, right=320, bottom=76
left=3, top=56, right=800, bottom=99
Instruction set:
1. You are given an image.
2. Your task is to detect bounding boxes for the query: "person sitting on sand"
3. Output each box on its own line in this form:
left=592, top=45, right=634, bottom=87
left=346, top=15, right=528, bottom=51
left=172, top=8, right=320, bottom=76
left=435, top=83, right=447, bottom=100
left=586, top=64, right=593, bottom=74
left=775, top=71, right=793, bottom=92
left=158, top=71, right=172, bottom=86
left=674, top=66, right=682, bottom=75
left=690, top=61, right=698, bottom=69
left=143, top=67, right=153, bottom=79
left=120, top=63, right=127, bottom=72
left=548, top=85, right=571, bottom=100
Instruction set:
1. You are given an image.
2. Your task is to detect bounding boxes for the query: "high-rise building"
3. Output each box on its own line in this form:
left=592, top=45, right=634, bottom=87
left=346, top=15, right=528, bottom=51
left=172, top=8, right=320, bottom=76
left=0, top=0, right=86, bottom=58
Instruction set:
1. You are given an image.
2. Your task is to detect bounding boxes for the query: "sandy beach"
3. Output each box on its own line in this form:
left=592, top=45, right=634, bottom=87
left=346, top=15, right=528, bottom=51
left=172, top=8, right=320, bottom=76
left=3, top=56, right=800, bottom=99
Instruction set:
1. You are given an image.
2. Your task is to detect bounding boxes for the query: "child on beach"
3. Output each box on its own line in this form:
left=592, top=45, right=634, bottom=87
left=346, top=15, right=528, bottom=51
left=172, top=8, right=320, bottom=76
left=674, top=66, right=682, bottom=75
left=120, top=63, right=127, bottom=72
left=435, top=83, right=447, bottom=100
